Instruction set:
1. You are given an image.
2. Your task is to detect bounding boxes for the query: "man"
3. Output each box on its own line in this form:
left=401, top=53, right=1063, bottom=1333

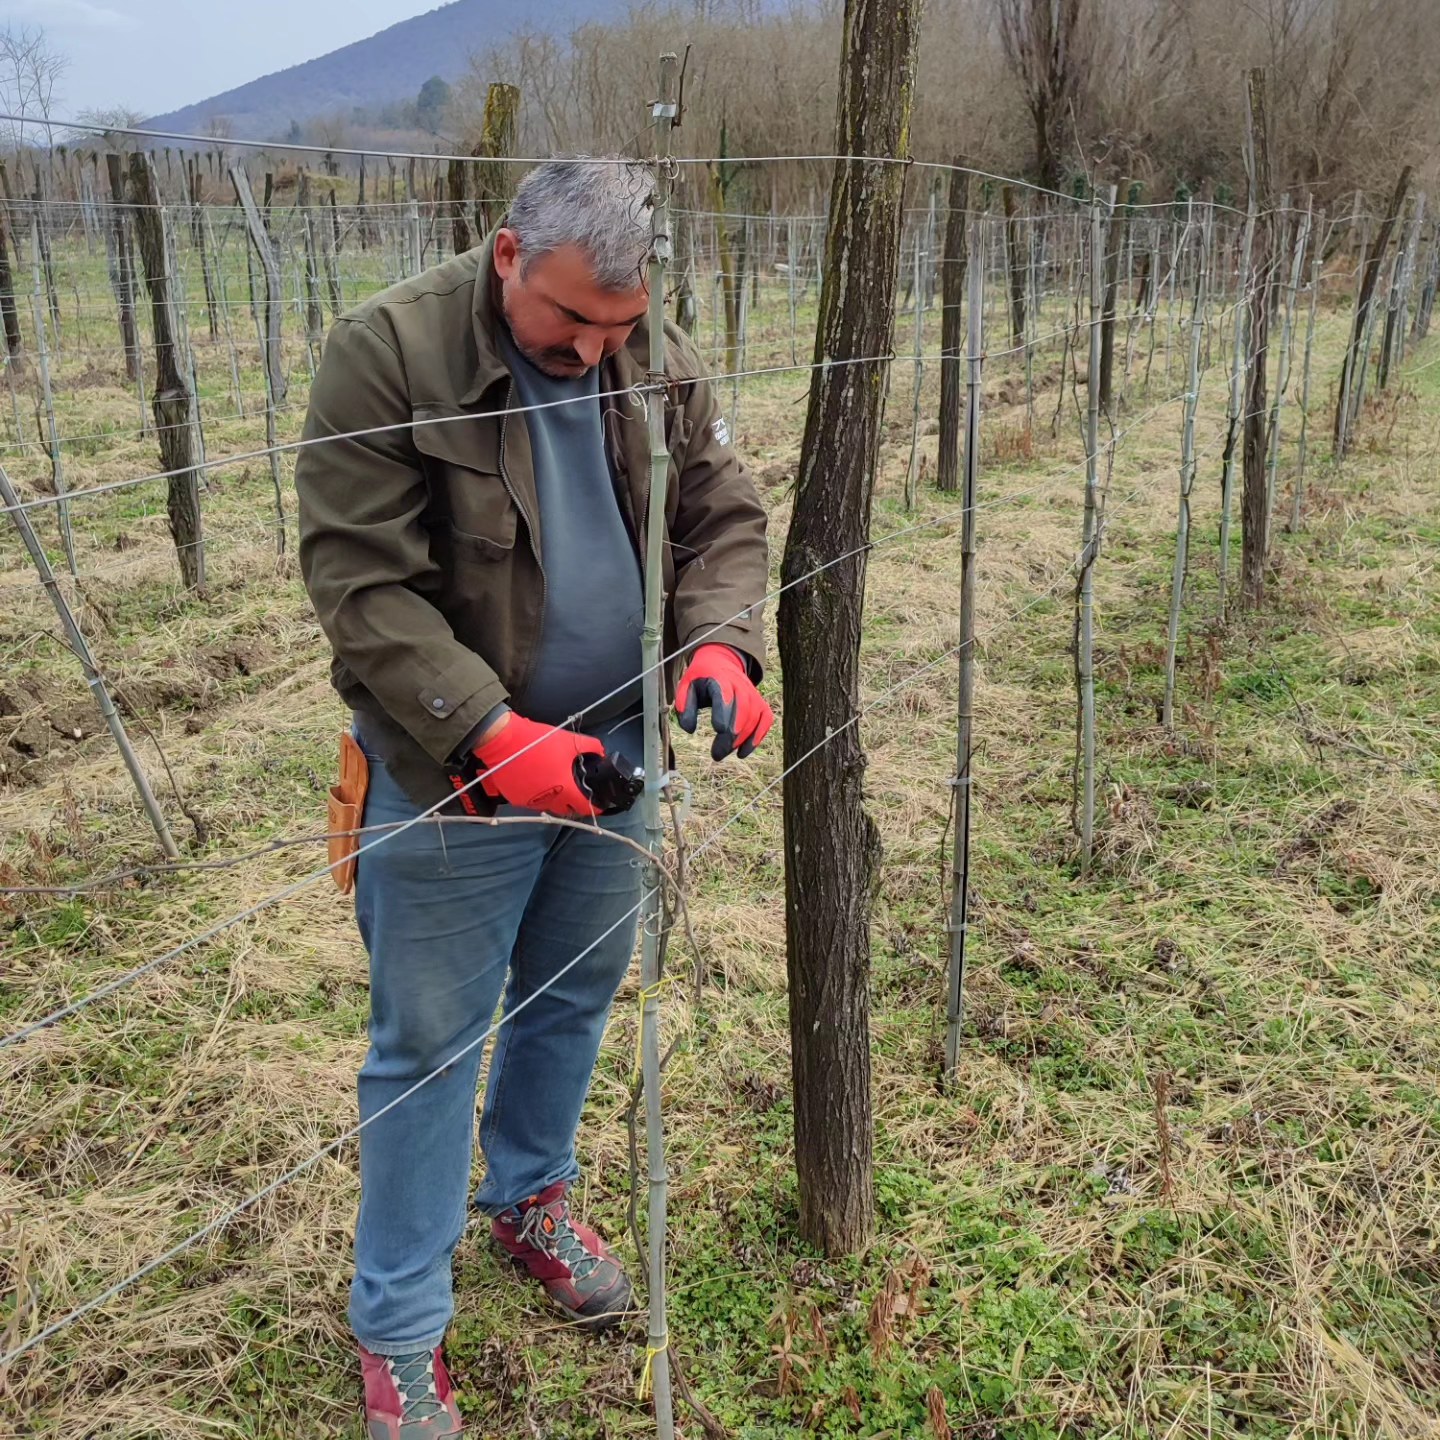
left=295, top=158, right=772, bottom=1438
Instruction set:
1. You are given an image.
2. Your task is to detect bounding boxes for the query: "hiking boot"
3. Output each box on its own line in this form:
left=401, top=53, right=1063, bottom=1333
left=491, top=1181, right=633, bottom=1326
left=359, top=1343, right=463, bottom=1439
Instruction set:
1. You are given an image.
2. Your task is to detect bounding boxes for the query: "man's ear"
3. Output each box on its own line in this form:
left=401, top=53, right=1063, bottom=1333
left=493, top=228, right=521, bottom=282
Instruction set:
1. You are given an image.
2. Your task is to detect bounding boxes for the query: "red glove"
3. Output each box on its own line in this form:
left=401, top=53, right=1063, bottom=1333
left=675, top=645, right=773, bottom=761
left=472, top=713, right=606, bottom=817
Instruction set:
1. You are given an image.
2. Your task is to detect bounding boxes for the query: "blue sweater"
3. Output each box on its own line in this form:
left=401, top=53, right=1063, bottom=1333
left=497, top=325, right=647, bottom=768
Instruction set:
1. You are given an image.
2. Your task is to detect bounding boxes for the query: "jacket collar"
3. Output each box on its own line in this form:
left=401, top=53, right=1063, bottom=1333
left=459, top=230, right=513, bottom=408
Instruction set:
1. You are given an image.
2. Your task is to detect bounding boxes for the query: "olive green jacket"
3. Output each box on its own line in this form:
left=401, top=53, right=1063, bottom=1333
left=295, top=235, right=768, bottom=806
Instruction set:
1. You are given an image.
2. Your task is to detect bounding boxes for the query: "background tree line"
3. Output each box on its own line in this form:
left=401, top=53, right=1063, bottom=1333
left=447, top=0, right=1438, bottom=210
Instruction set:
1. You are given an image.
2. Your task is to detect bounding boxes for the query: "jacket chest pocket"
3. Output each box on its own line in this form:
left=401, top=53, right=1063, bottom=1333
left=412, top=408, right=517, bottom=561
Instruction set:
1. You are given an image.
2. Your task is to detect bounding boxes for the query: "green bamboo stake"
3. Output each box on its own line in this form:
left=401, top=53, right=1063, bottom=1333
left=638, top=51, right=679, bottom=1440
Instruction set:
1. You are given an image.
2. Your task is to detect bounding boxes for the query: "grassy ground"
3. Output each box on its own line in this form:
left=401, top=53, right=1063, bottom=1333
left=1, top=226, right=1438, bottom=1440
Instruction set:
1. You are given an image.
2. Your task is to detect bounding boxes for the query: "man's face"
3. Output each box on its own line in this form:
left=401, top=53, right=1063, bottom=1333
left=493, top=229, right=649, bottom=379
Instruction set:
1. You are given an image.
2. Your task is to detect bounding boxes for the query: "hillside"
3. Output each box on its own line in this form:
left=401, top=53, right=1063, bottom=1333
left=141, top=0, right=631, bottom=141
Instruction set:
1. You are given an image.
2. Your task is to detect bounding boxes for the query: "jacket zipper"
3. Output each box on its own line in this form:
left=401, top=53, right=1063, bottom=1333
left=497, top=379, right=545, bottom=698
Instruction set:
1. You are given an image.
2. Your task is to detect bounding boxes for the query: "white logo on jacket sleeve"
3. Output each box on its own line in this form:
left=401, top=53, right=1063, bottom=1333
left=712, top=415, right=731, bottom=447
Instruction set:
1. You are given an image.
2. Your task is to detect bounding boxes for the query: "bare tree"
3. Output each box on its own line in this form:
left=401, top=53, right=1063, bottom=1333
left=73, top=107, right=146, bottom=146
left=992, top=0, right=1090, bottom=189
left=454, top=0, right=1437, bottom=204
left=0, top=24, right=67, bottom=149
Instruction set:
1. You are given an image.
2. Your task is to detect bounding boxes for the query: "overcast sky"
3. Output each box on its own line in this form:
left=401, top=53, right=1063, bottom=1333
left=2, top=0, right=431, bottom=120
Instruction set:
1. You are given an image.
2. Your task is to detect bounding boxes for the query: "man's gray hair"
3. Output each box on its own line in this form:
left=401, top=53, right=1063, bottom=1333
left=507, top=156, right=655, bottom=291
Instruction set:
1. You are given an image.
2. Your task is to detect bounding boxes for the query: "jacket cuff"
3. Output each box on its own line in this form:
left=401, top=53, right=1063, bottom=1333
left=453, top=701, right=511, bottom=762
left=411, top=652, right=510, bottom=764
left=683, top=623, right=764, bottom=683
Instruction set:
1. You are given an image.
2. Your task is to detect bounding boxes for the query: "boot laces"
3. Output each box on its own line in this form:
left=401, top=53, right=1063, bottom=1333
left=385, top=1351, right=444, bottom=1423
left=517, top=1199, right=602, bottom=1282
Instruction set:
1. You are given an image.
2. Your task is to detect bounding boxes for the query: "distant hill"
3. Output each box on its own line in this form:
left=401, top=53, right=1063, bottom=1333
left=143, top=0, right=633, bottom=142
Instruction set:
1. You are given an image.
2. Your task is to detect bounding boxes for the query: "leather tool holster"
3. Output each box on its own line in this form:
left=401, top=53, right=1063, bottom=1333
left=328, top=731, right=370, bottom=895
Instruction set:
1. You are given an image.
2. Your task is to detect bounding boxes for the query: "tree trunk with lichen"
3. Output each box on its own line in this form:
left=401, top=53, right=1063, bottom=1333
left=474, top=83, right=519, bottom=236
left=777, top=0, right=922, bottom=1258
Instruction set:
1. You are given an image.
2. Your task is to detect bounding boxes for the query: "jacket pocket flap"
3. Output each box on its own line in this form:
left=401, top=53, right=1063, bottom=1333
left=412, top=407, right=517, bottom=552
left=411, top=406, right=501, bottom=471
left=446, top=514, right=517, bottom=557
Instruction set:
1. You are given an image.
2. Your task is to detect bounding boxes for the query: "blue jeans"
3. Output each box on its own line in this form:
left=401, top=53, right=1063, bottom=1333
left=348, top=751, right=644, bottom=1355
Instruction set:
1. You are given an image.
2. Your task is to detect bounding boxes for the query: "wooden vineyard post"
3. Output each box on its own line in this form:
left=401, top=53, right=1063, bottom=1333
left=448, top=155, right=472, bottom=255
left=206, top=208, right=245, bottom=419
left=1265, top=197, right=1311, bottom=546
left=28, top=219, right=77, bottom=576
left=0, top=178, right=21, bottom=363
left=1240, top=69, right=1274, bottom=611
left=129, top=153, right=206, bottom=592
left=709, top=142, right=741, bottom=378
left=778, top=0, right=920, bottom=1257
left=936, top=163, right=971, bottom=494
left=79, top=165, right=99, bottom=255
left=1337, top=211, right=1372, bottom=453
left=298, top=170, right=325, bottom=370
left=189, top=159, right=219, bottom=341
left=407, top=199, right=423, bottom=277
left=1411, top=225, right=1439, bottom=343
left=1334, top=167, right=1411, bottom=459
left=1381, top=193, right=1426, bottom=387
left=671, top=215, right=697, bottom=335
left=1076, top=188, right=1113, bottom=872
left=1377, top=197, right=1409, bottom=390
left=1401, top=196, right=1429, bottom=353
left=31, top=174, right=60, bottom=339
left=924, top=181, right=940, bottom=309
left=1003, top=184, right=1025, bottom=347
left=325, top=187, right=344, bottom=319
left=1163, top=206, right=1209, bottom=732
left=1349, top=236, right=1394, bottom=428
left=944, top=213, right=984, bottom=1076
left=1099, top=184, right=1127, bottom=416
left=1217, top=199, right=1255, bottom=615
left=231, top=165, right=289, bottom=557
left=0, top=466, right=180, bottom=860
left=105, top=152, right=147, bottom=433
left=428, top=167, right=444, bottom=266
left=357, top=155, right=370, bottom=252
